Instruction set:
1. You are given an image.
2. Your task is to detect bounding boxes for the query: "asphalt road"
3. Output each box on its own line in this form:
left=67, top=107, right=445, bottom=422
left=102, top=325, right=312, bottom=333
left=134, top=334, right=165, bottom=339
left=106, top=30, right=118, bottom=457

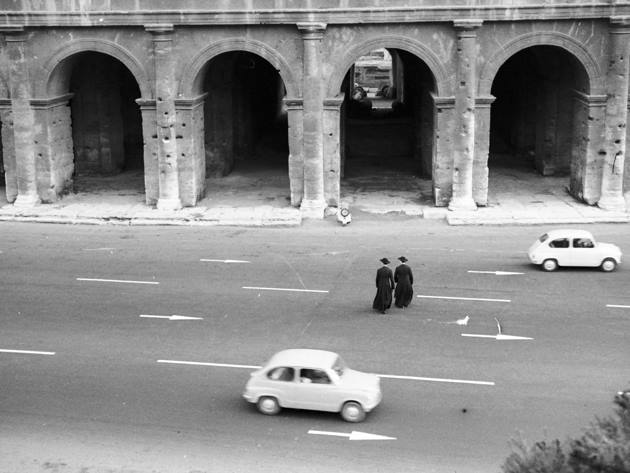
left=1, top=218, right=629, bottom=473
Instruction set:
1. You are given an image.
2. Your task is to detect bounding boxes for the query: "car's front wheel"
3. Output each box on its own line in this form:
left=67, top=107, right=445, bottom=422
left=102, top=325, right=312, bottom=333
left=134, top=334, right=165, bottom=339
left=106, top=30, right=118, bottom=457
left=542, top=259, right=558, bottom=272
left=341, top=401, right=366, bottom=423
left=600, top=258, right=617, bottom=272
left=257, top=396, right=281, bottom=416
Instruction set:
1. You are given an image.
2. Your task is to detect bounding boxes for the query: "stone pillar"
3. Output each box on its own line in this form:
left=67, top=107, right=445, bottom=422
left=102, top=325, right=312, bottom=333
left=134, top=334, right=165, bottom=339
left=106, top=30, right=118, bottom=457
left=0, top=99, right=17, bottom=202
left=147, top=24, right=181, bottom=210
left=30, top=94, right=74, bottom=202
left=284, top=98, right=304, bottom=206
left=3, top=26, right=39, bottom=207
left=473, top=95, right=495, bottom=206
left=136, top=99, right=159, bottom=205
left=449, top=20, right=482, bottom=211
left=175, top=94, right=207, bottom=206
left=570, top=92, right=607, bottom=204
left=432, top=95, right=456, bottom=206
left=598, top=17, right=630, bottom=211
left=297, top=22, right=327, bottom=218
left=323, top=95, right=344, bottom=207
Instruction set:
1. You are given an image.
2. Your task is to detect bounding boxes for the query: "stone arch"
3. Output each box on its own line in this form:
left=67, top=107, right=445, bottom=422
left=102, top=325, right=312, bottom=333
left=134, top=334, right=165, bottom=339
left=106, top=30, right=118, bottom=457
left=326, top=35, right=449, bottom=98
left=180, top=38, right=299, bottom=98
left=43, top=39, right=151, bottom=98
left=479, top=31, right=602, bottom=96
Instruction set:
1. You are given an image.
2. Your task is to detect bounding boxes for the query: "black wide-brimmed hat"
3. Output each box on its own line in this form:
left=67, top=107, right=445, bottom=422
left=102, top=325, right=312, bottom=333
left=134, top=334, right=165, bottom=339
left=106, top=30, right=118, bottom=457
left=380, top=258, right=390, bottom=264
left=398, top=256, right=408, bottom=263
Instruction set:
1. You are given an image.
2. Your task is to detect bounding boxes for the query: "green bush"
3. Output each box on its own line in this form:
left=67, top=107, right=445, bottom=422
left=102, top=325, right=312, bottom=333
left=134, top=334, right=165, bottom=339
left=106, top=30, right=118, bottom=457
left=502, top=391, right=630, bottom=473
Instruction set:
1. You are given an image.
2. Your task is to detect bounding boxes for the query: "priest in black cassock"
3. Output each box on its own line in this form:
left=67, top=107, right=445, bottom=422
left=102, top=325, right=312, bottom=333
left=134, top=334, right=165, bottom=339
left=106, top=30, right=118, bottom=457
left=394, top=256, right=414, bottom=308
left=372, top=258, right=395, bottom=314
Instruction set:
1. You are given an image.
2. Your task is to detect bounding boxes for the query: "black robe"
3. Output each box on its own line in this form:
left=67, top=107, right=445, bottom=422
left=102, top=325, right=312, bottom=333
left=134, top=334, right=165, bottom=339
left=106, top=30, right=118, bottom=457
left=394, top=263, right=414, bottom=308
left=372, top=266, right=395, bottom=312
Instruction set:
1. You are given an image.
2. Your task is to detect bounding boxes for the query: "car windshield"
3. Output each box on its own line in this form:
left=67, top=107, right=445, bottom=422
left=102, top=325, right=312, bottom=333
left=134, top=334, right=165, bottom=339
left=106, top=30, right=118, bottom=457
left=538, top=233, right=549, bottom=243
left=332, top=356, right=347, bottom=377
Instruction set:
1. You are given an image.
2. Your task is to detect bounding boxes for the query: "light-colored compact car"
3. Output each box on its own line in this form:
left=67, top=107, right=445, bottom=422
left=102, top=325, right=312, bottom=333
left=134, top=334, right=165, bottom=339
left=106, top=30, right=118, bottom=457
left=243, top=349, right=382, bottom=422
left=528, top=229, right=622, bottom=272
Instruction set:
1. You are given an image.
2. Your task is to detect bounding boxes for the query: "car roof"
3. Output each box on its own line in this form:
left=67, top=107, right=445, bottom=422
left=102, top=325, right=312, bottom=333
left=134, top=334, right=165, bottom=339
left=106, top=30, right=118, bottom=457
left=544, top=229, right=594, bottom=239
left=265, top=349, right=338, bottom=369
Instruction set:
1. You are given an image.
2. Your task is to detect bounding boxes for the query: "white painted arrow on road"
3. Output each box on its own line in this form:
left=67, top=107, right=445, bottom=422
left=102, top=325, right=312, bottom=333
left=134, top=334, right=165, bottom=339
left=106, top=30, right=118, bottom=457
left=461, top=333, right=533, bottom=341
left=140, top=314, right=204, bottom=321
left=200, top=259, right=251, bottom=264
left=308, top=430, right=396, bottom=441
left=467, top=270, right=524, bottom=275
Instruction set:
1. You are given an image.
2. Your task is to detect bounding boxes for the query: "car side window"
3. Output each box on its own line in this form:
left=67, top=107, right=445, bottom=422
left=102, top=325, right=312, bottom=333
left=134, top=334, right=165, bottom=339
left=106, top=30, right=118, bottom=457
left=573, top=238, right=594, bottom=248
left=300, top=368, right=331, bottom=384
left=549, top=238, right=569, bottom=248
left=267, top=367, right=295, bottom=382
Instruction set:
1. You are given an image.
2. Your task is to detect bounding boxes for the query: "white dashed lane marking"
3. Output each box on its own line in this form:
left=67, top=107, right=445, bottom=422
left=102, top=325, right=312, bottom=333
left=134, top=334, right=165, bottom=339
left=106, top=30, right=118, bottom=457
left=243, top=286, right=329, bottom=293
left=77, top=277, right=159, bottom=285
left=157, top=360, right=495, bottom=386
left=0, top=349, right=55, bottom=355
left=417, top=294, right=511, bottom=303
left=607, top=304, right=630, bottom=309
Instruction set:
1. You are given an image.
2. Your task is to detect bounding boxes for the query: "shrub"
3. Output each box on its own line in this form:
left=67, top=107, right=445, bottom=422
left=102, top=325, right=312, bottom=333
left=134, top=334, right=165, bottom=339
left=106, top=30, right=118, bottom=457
left=501, top=390, right=630, bottom=473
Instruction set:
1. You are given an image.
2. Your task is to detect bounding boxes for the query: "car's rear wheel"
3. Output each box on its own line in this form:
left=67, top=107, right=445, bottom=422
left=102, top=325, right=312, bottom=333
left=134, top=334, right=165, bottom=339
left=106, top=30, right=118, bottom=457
left=600, top=258, right=617, bottom=272
left=542, top=259, right=558, bottom=272
left=257, top=396, right=281, bottom=416
left=341, top=401, right=365, bottom=423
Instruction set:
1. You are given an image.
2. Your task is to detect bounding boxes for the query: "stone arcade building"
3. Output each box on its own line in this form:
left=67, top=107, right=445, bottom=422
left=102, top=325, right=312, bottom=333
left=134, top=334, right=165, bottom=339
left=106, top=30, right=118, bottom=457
left=0, top=1, right=629, bottom=218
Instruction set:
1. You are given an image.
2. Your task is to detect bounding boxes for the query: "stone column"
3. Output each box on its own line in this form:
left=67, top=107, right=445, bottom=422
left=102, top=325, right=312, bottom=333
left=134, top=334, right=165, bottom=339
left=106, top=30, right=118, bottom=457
left=30, top=94, right=74, bottom=202
left=146, top=24, right=181, bottom=210
left=136, top=99, right=159, bottom=205
left=284, top=98, right=304, bottom=206
left=473, top=95, right=495, bottom=206
left=598, top=17, right=630, bottom=211
left=323, top=95, right=344, bottom=207
left=449, top=20, right=482, bottom=211
left=3, top=26, right=39, bottom=207
left=0, top=99, right=17, bottom=203
left=570, top=92, right=607, bottom=204
left=432, top=94, right=456, bottom=206
left=175, top=93, right=207, bottom=206
left=297, top=22, right=327, bottom=218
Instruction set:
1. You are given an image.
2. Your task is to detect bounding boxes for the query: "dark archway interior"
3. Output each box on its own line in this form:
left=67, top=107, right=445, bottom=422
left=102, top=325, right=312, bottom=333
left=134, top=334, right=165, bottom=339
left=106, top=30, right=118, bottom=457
left=490, top=45, right=588, bottom=175
left=342, top=48, right=435, bottom=180
left=69, top=52, right=143, bottom=177
left=202, top=51, right=288, bottom=178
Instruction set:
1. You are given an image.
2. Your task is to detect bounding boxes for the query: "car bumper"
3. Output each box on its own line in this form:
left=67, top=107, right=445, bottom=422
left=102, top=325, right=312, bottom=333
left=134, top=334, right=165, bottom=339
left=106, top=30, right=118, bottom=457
left=364, top=390, right=383, bottom=412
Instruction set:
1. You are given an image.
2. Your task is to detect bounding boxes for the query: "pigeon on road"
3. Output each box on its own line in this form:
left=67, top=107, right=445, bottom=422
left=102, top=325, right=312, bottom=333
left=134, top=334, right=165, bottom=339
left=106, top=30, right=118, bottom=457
left=456, top=315, right=470, bottom=326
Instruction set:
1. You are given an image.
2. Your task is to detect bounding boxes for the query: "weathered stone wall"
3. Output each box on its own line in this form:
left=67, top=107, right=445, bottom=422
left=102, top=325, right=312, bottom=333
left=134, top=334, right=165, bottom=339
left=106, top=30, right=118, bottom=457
left=0, top=2, right=628, bottom=212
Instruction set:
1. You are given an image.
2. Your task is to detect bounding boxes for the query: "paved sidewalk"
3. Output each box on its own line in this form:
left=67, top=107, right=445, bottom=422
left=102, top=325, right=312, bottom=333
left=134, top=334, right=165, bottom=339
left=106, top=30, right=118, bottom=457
left=0, top=166, right=628, bottom=226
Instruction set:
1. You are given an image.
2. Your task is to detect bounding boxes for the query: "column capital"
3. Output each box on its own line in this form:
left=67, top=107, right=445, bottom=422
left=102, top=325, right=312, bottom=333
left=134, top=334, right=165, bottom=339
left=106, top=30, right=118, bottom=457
left=297, top=22, right=327, bottom=39
left=431, top=94, right=456, bottom=110
left=283, top=97, right=304, bottom=110
left=453, top=19, right=483, bottom=32
left=324, top=94, right=345, bottom=110
left=610, top=16, right=630, bottom=28
left=1, top=25, right=26, bottom=41
left=475, top=95, right=496, bottom=108
left=145, top=23, right=174, bottom=40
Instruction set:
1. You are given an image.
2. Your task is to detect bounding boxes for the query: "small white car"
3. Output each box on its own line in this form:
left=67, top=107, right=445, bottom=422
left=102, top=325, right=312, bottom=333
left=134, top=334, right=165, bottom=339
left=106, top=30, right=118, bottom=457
left=528, top=229, right=622, bottom=272
left=243, top=349, right=382, bottom=422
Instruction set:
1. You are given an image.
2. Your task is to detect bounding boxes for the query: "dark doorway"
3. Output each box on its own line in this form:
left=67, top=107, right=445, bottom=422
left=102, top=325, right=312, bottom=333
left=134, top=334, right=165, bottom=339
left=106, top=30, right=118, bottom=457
left=202, top=51, right=288, bottom=178
left=68, top=52, right=143, bottom=194
left=339, top=48, right=436, bottom=208
left=490, top=45, right=588, bottom=175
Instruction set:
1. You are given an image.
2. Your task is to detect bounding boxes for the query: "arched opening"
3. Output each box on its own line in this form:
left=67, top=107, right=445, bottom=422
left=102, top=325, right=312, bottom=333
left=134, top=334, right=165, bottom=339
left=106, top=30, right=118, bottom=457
left=488, top=45, right=589, bottom=203
left=198, top=51, right=289, bottom=207
left=340, top=48, right=436, bottom=210
left=65, top=52, right=144, bottom=198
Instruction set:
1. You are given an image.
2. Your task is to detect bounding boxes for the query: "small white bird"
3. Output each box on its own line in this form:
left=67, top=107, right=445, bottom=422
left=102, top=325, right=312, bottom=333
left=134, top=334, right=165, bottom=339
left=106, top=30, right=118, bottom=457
left=456, top=315, right=470, bottom=326
left=494, top=317, right=503, bottom=335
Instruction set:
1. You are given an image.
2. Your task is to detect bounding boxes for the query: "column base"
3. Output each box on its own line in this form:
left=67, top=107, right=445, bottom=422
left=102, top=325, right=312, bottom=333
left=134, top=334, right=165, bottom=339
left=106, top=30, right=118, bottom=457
left=157, top=197, right=182, bottom=211
left=300, top=198, right=326, bottom=219
left=597, top=195, right=626, bottom=211
left=13, top=193, right=41, bottom=208
left=448, top=196, right=477, bottom=211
